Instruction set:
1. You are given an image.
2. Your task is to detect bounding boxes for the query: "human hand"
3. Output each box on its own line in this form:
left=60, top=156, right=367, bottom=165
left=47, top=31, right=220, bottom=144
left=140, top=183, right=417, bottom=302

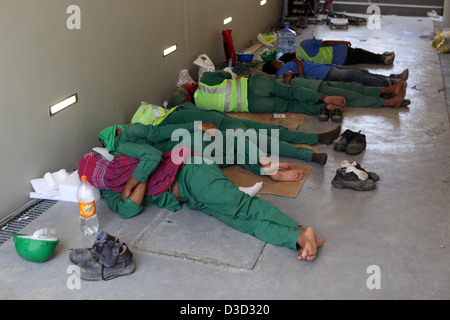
left=283, top=71, right=294, bottom=78
left=323, top=96, right=346, bottom=108
left=198, top=123, right=218, bottom=137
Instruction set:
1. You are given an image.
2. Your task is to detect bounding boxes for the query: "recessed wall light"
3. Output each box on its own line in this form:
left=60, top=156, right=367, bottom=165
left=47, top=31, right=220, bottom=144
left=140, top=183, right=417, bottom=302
left=163, top=44, right=177, bottom=57
left=49, top=94, right=77, bottom=116
left=260, top=0, right=267, bottom=6
left=224, top=17, right=232, bottom=25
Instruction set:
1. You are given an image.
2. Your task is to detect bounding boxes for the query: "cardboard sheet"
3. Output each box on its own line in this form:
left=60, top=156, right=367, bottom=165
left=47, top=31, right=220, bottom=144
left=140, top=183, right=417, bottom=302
left=226, top=112, right=309, bottom=131
left=221, top=163, right=312, bottom=198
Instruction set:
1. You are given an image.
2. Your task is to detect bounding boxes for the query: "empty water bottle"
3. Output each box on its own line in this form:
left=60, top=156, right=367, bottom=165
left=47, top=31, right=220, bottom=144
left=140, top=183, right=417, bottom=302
left=276, top=22, right=297, bottom=56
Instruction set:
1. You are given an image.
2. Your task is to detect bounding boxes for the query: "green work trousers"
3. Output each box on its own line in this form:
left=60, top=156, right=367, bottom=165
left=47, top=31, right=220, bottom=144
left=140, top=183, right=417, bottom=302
left=103, top=158, right=303, bottom=249
left=248, top=74, right=384, bottom=112
left=247, top=74, right=324, bottom=114
left=288, top=77, right=385, bottom=108
left=161, top=103, right=318, bottom=162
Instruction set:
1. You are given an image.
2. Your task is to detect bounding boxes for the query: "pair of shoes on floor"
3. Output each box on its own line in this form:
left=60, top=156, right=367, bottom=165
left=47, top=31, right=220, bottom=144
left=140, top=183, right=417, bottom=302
left=318, top=106, right=343, bottom=123
left=334, top=129, right=366, bottom=155
left=331, top=160, right=380, bottom=191
left=69, top=231, right=135, bottom=281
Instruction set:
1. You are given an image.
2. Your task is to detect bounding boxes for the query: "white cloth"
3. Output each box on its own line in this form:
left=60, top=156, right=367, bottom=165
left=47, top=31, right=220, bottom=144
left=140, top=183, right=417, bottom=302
left=340, top=160, right=369, bottom=181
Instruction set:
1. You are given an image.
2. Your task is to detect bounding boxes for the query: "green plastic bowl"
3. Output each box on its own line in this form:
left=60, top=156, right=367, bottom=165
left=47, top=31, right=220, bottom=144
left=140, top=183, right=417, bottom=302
left=260, top=50, right=277, bottom=62
left=12, top=234, right=59, bottom=263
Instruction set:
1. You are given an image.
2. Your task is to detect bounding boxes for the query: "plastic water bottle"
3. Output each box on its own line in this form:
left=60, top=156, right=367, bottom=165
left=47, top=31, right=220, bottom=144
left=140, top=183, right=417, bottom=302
left=77, top=176, right=99, bottom=235
left=276, top=22, right=297, bottom=56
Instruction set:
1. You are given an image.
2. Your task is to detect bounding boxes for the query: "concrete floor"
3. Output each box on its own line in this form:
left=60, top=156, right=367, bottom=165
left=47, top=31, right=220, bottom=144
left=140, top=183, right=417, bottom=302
left=0, top=16, right=449, bottom=301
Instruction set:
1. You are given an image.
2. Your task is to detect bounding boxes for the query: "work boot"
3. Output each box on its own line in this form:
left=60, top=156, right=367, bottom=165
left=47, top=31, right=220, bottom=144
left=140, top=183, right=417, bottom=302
left=330, top=108, right=343, bottom=123
left=77, top=244, right=135, bottom=281
left=354, top=163, right=380, bottom=182
left=318, top=106, right=330, bottom=122
left=340, top=160, right=380, bottom=182
left=346, top=131, right=366, bottom=155
left=333, top=129, right=354, bottom=152
left=69, top=231, right=119, bottom=264
left=331, top=168, right=375, bottom=191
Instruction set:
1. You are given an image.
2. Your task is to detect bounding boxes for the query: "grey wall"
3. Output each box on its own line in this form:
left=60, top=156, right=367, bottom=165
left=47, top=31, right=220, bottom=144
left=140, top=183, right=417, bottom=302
left=0, top=0, right=283, bottom=219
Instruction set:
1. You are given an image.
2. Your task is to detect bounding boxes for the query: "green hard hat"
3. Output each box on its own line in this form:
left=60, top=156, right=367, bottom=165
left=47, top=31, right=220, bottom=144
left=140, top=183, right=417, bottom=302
left=11, top=229, right=59, bottom=263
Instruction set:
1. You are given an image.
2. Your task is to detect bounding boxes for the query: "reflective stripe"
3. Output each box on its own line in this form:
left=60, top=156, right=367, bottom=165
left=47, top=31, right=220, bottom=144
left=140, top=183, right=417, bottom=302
left=223, top=80, right=232, bottom=112
left=151, top=105, right=161, bottom=119
left=196, top=78, right=248, bottom=113
left=197, top=80, right=233, bottom=112
left=236, top=78, right=242, bottom=112
left=197, top=83, right=229, bottom=94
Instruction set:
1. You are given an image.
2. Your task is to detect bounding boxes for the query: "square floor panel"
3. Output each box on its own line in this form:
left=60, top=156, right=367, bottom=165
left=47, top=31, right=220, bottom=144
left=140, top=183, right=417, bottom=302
left=132, top=208, right=266, bottom=270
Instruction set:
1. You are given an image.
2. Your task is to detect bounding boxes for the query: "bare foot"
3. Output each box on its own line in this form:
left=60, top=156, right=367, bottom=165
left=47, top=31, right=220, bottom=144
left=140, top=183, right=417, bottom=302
left=383, top=87, right=406, bottom=108
left=382, top=76, right=406, bottom=95
left=278, top=162, right=293, bottom=171
left=260, top=158, right=293, bottom=173
left=269, top=169, right=303, bottom=182
left=296, top=226, right=323, bottom=261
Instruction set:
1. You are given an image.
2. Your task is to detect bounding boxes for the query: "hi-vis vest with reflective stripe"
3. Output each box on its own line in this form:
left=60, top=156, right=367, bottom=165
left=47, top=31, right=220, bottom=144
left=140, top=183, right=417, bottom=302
left=194, top=77, right=249, bottom=112
left=130, top=102, right=177, bottom=126
left=296, top=45, right=333, bottom=64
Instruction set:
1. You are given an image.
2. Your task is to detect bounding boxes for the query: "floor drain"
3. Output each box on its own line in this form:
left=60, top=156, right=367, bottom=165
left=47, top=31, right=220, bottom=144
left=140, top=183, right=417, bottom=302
left=0, top=200, right=57, bottom=246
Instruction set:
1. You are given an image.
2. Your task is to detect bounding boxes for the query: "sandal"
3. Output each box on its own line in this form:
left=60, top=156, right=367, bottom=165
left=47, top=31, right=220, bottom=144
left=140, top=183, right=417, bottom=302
left=331, top=108, right=343, bottom=123
left=318, top=106, right=330, bottom=122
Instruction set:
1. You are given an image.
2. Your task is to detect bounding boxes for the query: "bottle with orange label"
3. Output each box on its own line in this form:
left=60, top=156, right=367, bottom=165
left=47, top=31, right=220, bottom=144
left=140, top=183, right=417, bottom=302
left=76, top=176, right=99, bottom=235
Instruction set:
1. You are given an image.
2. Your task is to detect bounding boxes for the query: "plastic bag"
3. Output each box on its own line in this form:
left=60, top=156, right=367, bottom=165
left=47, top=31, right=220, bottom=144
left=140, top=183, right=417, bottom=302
left=177, top=69, right=195, bottom=87
left=257, top=32, right=277, bottom=47
left=193, top=54, right=215, bottom=79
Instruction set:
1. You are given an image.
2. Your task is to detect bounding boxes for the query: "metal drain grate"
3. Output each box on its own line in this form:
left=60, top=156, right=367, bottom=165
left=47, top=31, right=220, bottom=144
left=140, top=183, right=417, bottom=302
left=0, top=200, right=57, bottom=246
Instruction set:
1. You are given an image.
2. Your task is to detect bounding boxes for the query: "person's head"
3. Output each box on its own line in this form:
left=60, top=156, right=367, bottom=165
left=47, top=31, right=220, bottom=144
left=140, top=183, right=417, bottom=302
left=98, top=125, right=127, bottom=152
left=262, top=60, right=284, bottom=75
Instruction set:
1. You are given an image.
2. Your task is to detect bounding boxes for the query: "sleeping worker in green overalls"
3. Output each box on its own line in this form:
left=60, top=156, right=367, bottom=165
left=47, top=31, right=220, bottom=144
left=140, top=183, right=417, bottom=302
left=91, top=125, right=324, bottom=261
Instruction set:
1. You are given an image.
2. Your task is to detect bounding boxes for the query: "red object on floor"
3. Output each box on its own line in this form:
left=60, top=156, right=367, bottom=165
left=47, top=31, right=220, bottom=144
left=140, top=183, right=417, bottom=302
left=222, top=29, right=236, bottom=67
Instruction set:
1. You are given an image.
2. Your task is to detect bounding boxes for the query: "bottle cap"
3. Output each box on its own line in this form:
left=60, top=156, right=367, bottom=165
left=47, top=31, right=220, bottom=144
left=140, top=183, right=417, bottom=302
left=81, top=176, right=87, bottom=181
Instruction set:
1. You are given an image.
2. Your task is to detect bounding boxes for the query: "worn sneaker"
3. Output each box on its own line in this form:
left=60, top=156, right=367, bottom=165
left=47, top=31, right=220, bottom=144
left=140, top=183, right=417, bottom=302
left=331, top=168, right=375, bottom=191
left=346, top=131, right=366, bottom=155
left=77, top=244, right=135, bottom=281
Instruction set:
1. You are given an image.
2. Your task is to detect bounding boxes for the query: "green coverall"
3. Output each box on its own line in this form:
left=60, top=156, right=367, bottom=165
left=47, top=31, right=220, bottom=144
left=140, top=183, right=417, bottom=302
left=106, top=121, right=268, bottom=176
left=199, top=71, right=385, bottom=114
left=101, top=141, right=303, bottom=250
left=159, top=103, right=318, bottom=162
